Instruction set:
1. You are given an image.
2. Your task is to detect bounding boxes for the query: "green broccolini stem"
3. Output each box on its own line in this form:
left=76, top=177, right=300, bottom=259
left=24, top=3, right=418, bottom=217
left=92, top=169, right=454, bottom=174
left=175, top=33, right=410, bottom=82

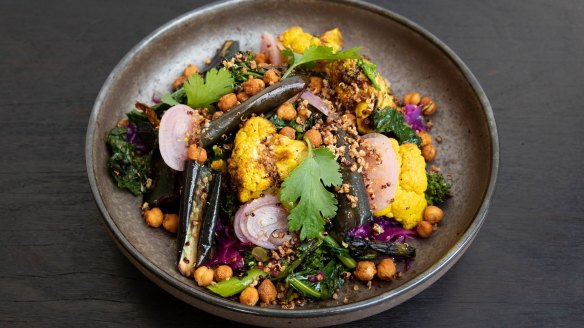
left=207, top=268, right=267, bottom=297
left=321, top=234, right=357, bottom=269
left=286, top=277, right=321, bottom=298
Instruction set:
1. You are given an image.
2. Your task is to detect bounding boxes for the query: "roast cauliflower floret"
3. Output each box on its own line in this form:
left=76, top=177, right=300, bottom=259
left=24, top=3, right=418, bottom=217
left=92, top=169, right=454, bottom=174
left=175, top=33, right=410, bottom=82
left=279, top=26, right=344, bottom=54
left=376, top=140, right=428, bottom=229
left=228, top=117, right=307, bottom=203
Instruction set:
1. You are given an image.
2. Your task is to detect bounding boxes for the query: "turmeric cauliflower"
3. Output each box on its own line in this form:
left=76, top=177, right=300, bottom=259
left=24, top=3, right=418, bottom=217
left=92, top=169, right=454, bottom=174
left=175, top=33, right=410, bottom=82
left=375, top=139, right=428, bottom=229
left=279, top=26, right=344, bottom=54
left=228, top=117, right=307, bottom=202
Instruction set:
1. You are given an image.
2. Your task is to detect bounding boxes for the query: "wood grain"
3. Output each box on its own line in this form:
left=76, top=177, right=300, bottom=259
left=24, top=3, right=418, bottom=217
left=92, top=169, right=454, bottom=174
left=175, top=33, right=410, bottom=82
left=0, top=0, right=582, bottom=327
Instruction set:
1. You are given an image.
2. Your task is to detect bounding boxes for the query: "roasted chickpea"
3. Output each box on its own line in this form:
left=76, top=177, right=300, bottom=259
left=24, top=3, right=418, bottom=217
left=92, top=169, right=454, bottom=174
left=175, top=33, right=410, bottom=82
left=236, top=92, right=250, bottom=102
left=420, top=96, right=437, bottom=115
left=144, top=207, right=163, bottom=228
left=304, top=129, right=322, bottom=148
left=217, top=93, right=238, bottom=112
left=404, top=92, right=421, bottom=105
left=258, top=279, right=277, bottom=303
left=354, top=261, right=377, bottom=282
left=214, top=265, right=233, bottom=282
left=377, top=258, right=397, bottom=281
left=187, top=144, right=207, bottom=164
left=276, top=103, right=297, bottom=121
left=421, top=144, right=437, bottom=162
left=242, top=78, right=265, bottom=96
left=183, top=64, right=199, bottom=77
left=263, top=68, right=281, bottom=86
left=172, top=75, right=187, bottom=90
left=279, top=126, right=296, bottom=140
left=424, top=206, right=444, bottom=224
left=193, top=266, right=214, bottom=286
left=240, top=286, right=259, bottom=306
left=255, top=52, right=268, bottom=65
left=308, top=76, right=323, bottom=94
left=416, top=221, right=433, bottom=238
left=212, top=111, right=223, bottom=120
left=162, top=213, right=179, bottom=233
left=418, top=131, right=432, bottom=147
left=341, top=113, right=356, bottom=125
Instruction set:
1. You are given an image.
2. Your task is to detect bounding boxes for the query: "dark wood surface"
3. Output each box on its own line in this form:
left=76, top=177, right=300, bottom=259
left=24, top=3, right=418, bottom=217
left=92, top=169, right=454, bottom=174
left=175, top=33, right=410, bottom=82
left=1, top=0, right=582, bottom=327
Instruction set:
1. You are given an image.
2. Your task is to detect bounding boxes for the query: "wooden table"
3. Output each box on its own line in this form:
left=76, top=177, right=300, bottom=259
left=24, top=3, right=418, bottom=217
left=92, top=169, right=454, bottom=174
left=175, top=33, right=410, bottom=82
left=1, top=0, right=582, bottom=326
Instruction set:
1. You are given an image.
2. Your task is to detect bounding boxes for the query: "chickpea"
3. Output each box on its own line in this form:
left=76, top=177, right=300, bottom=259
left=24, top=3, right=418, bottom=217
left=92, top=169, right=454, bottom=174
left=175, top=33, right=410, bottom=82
left=421, top=144, right=437, bottom=162
left=403, top=92, right=421, bottom=105
left=354, top=261, right=377, bottom=282
left=183, top=64, right=199, bottom=77
left=172, top=75, right=187, bottom=90
left=418, top=131, right=432, bottom=147
left=144, top=207, right=163, bottom=228
left=214, top=265, right=233, bottom=282
left=303, top=129, right=323, bottom=148
left=217, top=93, right=238, bottom=112
left=187, top=144, right=208, bottom=164
left=239, top=286, right=259, bottom=306
left=258, top=279, right=277, bottom=303
left=308, top=76, right=323, bottom=94
left=377, top=258, right=397, bottom=281
left=276, top=103, right=297, bottom=121
left=236, top=92, right=250, bottom=102
left=297, top=106, right=311, bottom=119
left=242, top=78, right=265, bottom=96
left=263, top=68, right=281, bottom=86
left=341, top=113, right=356, bottom=125
left=212, top=111, right=223, bottom=120
left=420, top=96, right=437, bottom=115
left=255, top=52, right=268, bottom=65
left=424, top=206, right=444, bottom=224
left=279, top=126, right=296, bottom=140
left=162, top=213, right=179, bottom=233
left=416, top=221, right=433, bottom=238
left=193, top=266, right=214, bottom=286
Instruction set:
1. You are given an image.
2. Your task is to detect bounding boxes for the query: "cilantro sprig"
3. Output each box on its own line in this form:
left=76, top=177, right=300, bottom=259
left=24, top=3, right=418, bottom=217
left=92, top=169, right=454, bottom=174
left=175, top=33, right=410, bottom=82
left=280, top=140, right=343, bottom=240
left=281, top=45, right=362, bottom=79
left=183, top=68, right=234, bottom=112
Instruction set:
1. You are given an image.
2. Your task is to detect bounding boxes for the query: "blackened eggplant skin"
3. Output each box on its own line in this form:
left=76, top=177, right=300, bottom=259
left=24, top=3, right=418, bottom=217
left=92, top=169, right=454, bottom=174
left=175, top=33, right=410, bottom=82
left=143, top=149, right=179, bottom=212
left=196, top=171, right=222, bottom=267
left=176, top=161, right=213, bottom=277
left=334, top=130, right=372, bottom=235
left=204, top=40, right=239, bottom=72
left=199, top=76, right=306, bottom=148
left=345, top=237, right=416, bottom=260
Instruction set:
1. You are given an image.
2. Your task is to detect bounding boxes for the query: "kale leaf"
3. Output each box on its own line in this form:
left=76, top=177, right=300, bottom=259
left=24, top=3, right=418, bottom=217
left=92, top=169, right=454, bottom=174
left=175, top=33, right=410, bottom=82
left=373, top=107, right=421, bottom=146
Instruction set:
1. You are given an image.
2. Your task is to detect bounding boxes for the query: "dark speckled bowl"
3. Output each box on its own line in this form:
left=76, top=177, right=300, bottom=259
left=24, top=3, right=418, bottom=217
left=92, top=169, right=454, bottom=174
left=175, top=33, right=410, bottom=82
left=86, top=0, right=498, bottom=326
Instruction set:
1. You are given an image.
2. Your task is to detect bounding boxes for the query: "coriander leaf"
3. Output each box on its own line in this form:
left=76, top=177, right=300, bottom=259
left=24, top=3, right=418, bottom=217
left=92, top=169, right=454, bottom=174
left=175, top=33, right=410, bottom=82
left=373, top=107, right=422, bottom=146
left=280, top=143, right=343, bottom=240
left=282, top=45, right=362, bottom=79
left=184, top=68, right=234, bottom=112
left=358, top=58, right=380, bottom=90
left=161, top=93, right=179, bottom=106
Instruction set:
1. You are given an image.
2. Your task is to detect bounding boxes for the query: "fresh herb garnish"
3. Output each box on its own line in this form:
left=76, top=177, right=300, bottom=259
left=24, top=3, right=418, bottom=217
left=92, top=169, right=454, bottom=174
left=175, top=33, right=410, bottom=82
left=183, top=68, right=234, bottom=112
left=373, top=107, right=422, bottom=146
left=358, top=58, right=380, bottom=90
left=161, top=93, right=179, bottom=106
left=281, top=45, right=362, bottom=78
left=280, top=140, right=343, bottom=240
left=425, top=172, right=452, bottom=205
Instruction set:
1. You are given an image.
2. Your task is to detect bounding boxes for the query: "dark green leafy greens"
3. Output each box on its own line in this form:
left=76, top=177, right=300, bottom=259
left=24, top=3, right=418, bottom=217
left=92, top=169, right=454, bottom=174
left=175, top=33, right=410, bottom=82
left=373, top=107, right=421, bottom=146
left=285, top=247, right=345, bottom=299
left=425, top=172, right=452, bottom=205
left=357, top=58, right=380, bottom=90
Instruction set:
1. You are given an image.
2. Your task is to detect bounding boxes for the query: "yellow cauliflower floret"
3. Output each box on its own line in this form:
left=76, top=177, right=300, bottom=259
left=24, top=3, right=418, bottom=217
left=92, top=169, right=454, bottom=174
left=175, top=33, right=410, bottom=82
left=377, top=140, right=428, bottom=229
left=228, top=117, right=308, bottom=203
left=273, top=134, right=308, bottom=179
left=279, top=26, right=321, bottom=54
left=319, top=28, right=344, bottom=52
left=228, top=117, right=277, bottom=203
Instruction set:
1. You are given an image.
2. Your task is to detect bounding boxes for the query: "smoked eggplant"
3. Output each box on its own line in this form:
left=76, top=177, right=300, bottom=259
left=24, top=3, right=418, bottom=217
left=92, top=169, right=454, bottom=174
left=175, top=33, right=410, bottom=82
left=195, top=171, right=223, bottom=267
left=199, top=76, right=306, bottom=148
left=177, top=161, right=214, bottom=277
left=345, top=237, right=416, bottom=260
left=143, top=149, right=179, bottom=211
left=334, top=130, right=372, bottom=235
left=204, top=40, right=239, bottom=72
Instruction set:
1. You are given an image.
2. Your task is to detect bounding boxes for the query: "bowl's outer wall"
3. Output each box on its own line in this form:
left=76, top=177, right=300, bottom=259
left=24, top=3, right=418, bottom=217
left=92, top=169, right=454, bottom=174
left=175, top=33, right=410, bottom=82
left=87, top=0, right=497, bottom=326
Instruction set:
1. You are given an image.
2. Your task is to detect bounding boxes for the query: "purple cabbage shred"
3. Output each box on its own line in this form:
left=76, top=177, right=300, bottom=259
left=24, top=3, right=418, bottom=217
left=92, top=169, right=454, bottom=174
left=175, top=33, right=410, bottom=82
left=348, top=217, right=416, bottom=243
left=126, top=123, right=148, bottom=156
left=404, top=104, right=427, bottom=132
left=205, top=216, right=246, bottom=270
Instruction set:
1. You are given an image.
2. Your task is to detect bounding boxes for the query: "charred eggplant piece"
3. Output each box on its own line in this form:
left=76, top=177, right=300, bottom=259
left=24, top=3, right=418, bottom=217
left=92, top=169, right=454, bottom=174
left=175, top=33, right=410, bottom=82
left=199, top=76, right=306, bottom=148
left=195, top=171, right=222, bottom=267
left=143, top=149, right=179, bottom=211
left=334, top=130, right=372, bottom=235
left=177, top=161, right=214, bottom=277
left=204, top=40, right=239, bottom=72
left=345, top=237, right=416, bottom=260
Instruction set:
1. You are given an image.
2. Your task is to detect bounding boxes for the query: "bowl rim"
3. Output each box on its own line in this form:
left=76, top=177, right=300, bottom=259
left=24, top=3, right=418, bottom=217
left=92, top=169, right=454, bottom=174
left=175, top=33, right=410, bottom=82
left=86, top=0, right=499, bottom=319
